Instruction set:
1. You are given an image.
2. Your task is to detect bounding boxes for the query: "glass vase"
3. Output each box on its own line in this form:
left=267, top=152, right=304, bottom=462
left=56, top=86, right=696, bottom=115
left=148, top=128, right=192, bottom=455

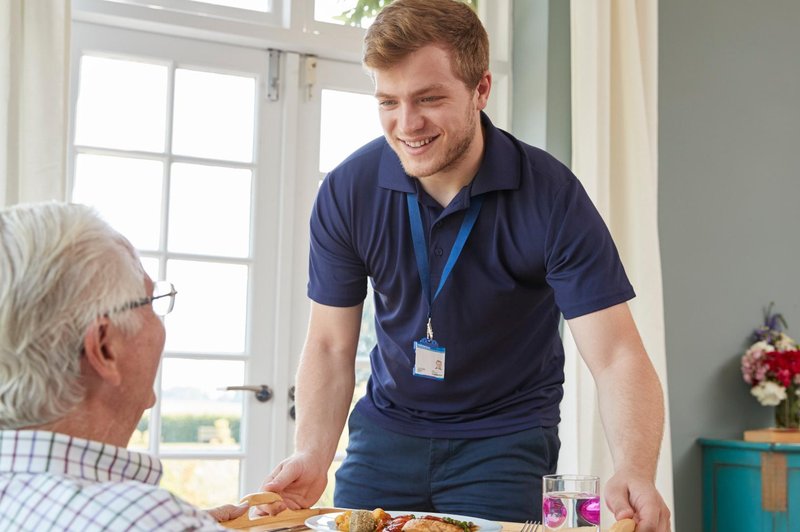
left=774, top=386, right=800, bottom=429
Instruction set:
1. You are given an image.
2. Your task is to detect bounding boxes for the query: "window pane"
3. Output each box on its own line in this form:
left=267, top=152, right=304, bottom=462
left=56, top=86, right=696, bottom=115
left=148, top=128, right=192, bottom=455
left=172, top=69, right=256, bottom=163
left=72, top=154, right=163, bottom=250
left=160, top=358, right=244, bottom=450
left=128, top=409, right=151, bottom=451
left=315, top=1, right=478, bottom=29
left=314, top=0, right=378, bottom=28
left=164, top=260, right=248, bottom=353
left=161, top=458, right=240, bottom=508
left=75, top=56, right=167, bottom=152
left=188, top=0, right=269, bottom=11
left=319, top=90, right=382, bottom=173
left=139, top=257, right=160, bottom=281
left=357, top=288, right=377, bottom=361
left=168, top=163, right=252, bottom=257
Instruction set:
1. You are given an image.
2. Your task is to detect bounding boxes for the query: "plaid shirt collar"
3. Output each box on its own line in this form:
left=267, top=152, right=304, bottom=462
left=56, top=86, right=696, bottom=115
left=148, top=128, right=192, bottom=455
left=0, top=430, right=163, bottom=485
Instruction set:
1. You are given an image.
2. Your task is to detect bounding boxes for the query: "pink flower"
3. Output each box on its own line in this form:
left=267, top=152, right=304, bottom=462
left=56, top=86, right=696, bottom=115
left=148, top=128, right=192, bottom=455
left=742, top=341, right=774, bottom=385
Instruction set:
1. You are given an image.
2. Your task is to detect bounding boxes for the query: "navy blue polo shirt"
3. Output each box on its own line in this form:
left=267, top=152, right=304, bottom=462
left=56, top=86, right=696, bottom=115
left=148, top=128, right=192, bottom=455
left=308, top=113, right=634, bottom=438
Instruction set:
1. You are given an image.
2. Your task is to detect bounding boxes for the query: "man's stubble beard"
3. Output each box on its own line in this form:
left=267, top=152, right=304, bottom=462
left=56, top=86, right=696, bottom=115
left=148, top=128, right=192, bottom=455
left=398, top=106, right=477, bottom=179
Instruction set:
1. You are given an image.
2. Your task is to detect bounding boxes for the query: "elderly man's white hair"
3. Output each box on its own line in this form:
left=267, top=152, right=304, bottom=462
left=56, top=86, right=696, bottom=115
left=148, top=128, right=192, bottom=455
left=0, top=202, right=146, bottom=429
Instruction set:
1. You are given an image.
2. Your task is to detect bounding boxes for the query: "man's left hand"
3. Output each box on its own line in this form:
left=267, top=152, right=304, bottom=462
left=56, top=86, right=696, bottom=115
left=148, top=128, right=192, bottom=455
left=604, top=471, right=671, bottom=532
left=206, top=502, right=249, bottom=523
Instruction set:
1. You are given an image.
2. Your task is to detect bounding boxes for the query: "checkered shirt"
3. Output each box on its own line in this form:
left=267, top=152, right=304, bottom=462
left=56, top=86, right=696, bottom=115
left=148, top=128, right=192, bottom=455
left=0, top=430, right=223, bottom=531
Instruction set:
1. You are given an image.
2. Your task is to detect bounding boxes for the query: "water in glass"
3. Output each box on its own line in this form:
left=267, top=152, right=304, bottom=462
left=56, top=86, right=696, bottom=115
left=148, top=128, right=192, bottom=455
left=543, top=474, right=600, bottom=531
left=543, top=491, right=600, bottom=530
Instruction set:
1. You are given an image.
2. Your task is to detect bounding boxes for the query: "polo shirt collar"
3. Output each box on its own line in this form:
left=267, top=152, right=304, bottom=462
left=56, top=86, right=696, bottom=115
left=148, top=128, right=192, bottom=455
left=377, top=112, right=521, bottom=196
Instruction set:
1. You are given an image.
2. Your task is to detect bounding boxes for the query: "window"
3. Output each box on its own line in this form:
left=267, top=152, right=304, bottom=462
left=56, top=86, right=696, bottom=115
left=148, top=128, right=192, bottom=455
left=313, top=0, right=378, bottom=27
left=70, top=25, right=281, bottom=506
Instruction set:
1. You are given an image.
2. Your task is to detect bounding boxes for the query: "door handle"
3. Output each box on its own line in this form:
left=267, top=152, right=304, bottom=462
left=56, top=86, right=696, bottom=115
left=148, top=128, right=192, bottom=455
left=224, top=385, right=273, bottom=402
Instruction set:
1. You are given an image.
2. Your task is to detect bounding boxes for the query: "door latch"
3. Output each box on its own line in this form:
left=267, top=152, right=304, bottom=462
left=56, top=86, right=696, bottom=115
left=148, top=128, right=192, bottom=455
left=224, top=385, right=273, bottom=403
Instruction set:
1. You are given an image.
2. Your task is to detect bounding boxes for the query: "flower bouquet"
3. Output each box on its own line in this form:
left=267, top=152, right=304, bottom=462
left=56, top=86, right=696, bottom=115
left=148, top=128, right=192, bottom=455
left=741, top=304, right=800, bottom=429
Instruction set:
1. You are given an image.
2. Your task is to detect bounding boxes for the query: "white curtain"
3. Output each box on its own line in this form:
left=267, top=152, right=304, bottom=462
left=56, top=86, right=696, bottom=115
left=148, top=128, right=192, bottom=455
left=0, top=0, right=71, bottom=206
left=561, top=0, right=675, bottom=527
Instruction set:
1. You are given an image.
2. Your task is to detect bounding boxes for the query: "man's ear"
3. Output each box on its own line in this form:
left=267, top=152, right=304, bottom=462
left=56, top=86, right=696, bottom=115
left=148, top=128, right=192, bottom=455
left=82, top=317, right=122, bottom=386
left=474, top=70, right=492, bottom=111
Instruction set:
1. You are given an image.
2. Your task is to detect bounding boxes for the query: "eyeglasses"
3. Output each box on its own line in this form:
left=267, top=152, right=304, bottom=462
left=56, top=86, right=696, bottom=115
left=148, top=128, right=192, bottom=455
left=111, top=281, right=177, bottom=317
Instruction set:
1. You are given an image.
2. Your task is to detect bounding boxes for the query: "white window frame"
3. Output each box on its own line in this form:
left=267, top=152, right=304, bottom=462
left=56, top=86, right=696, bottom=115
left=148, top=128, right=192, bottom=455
left=118, top=0, right=285, bottom=26
left=71, top=0, right=512, bottom=123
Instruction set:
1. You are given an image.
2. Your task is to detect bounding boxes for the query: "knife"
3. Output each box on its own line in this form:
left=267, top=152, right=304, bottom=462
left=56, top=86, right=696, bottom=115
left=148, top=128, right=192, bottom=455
left=263, top=524, right=310, bottom=532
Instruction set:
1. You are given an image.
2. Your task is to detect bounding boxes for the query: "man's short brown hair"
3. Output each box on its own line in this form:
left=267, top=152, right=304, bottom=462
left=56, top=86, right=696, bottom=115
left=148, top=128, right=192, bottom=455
left=363, top=0, right=489, bottom=88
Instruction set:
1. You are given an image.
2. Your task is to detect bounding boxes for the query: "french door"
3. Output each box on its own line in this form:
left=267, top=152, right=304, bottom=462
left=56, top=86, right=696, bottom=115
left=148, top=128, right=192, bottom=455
left=69, top=22, right=289, bottom=506
left=69, top=19, right=385, bottom=507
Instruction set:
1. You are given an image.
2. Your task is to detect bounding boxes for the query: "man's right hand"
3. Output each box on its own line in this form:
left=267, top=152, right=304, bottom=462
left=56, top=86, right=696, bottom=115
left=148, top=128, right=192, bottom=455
left=256, top=452, right=330, bottom=515
left=257, top=302, right=363, bottom=516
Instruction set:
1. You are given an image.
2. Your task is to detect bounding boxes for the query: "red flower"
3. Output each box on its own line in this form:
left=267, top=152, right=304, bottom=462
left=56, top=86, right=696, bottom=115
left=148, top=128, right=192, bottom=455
left=765, top=350, right=800, bottom=387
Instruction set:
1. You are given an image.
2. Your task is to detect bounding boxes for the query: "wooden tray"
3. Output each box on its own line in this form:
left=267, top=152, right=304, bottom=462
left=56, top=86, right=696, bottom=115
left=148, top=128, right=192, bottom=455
left=220, top=491, right=339, bottom=530
left=743, top=428, right=800, bottom=443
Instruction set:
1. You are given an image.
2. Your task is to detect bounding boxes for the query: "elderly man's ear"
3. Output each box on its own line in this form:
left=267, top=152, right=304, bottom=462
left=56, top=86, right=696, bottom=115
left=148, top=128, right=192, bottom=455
left=82, top=317, right=123, bottom=386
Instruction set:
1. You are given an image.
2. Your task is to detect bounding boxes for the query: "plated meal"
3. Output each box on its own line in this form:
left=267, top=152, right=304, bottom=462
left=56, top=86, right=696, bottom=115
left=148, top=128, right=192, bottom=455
left=336, top=509, right=476, bottom=532
left=305, top=510, right=501, bottom=532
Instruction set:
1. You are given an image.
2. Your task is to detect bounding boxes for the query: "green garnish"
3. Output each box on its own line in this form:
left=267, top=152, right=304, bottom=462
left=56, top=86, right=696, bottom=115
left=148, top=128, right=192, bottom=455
left=441, top=517, right=474, bottom=532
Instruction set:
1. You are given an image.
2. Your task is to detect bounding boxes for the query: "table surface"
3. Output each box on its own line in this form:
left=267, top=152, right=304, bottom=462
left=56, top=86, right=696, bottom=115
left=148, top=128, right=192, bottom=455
left=225, top=509, right=603, bottom=532
left=235, top=521, right=534, bottom=532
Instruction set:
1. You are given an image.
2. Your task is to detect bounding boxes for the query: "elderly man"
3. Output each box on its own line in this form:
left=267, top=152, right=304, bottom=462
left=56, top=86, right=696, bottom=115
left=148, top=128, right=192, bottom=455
left=0, top=202, right=245, bottom=530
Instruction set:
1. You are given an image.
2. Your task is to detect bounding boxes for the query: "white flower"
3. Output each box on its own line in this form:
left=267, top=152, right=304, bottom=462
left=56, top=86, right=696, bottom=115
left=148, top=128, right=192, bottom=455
left=747, top=341, right=775, bottom=356
left=751, top=381, right=787, bottom=406
left=775, top=333, right=798, bottom=351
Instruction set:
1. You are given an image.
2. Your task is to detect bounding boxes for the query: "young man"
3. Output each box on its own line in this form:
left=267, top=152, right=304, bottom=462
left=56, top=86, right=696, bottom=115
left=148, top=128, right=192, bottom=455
left=263, top=1, right=670, bottom=530
left=0, top=202, right=246, bottom=530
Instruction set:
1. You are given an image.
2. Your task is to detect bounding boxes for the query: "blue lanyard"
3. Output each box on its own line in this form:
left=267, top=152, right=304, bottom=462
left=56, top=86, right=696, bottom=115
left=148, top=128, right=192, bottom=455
left=406, top=193, right=483, bottom=338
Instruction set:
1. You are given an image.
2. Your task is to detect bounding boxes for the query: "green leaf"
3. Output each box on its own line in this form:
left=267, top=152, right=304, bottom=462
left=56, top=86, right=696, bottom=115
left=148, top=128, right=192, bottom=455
left=336, top=0, right=478, bottom=27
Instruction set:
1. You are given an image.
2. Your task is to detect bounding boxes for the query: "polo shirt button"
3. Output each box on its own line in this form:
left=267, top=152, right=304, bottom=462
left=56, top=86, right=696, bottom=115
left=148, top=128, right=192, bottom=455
left=434, top=247, right=443, bottom=256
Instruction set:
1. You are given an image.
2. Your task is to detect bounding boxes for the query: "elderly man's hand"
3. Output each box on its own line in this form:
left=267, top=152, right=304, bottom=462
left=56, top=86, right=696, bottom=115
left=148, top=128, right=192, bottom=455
left=205, top=502, right=249, bottom=523
left=604, top=471, right=671, bottom=532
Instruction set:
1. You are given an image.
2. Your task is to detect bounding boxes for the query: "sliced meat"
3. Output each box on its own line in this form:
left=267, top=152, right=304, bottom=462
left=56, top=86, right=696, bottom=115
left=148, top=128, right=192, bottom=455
left=401, top=519, right=463, bottom=532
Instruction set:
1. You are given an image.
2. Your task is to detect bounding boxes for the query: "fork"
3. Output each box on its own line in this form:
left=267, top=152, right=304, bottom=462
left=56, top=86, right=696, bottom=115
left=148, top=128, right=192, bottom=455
left=520, top=520, right=542, bottom=532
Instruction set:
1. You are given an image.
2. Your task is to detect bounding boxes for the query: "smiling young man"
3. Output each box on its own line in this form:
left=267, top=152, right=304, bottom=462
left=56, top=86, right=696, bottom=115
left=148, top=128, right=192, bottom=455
left=262, top=1, right=670, bottom=530
left=373, top=44, right=487, bottom=206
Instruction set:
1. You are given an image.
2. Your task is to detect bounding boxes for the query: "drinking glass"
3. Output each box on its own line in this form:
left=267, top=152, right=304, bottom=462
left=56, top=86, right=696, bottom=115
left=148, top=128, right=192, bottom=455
left=542, top=474, right=600, bottom=531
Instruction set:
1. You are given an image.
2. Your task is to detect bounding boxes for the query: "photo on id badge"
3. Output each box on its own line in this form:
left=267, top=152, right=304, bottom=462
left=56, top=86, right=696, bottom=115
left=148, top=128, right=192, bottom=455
left=413, top=340, right=445, bottom=380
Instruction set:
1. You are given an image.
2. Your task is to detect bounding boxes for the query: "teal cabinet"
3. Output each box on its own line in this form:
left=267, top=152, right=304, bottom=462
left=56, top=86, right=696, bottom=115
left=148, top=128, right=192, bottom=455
left=700, top=438, right=800, bottom=531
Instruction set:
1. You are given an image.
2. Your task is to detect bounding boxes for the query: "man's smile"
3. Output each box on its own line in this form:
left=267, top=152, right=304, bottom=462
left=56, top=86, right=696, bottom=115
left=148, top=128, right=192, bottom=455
left=400, top=135, right=438, bottom=149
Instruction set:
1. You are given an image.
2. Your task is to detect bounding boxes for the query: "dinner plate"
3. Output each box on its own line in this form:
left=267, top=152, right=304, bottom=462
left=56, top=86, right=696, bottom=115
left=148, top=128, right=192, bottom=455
left=305, top=511, right=502, bottom=532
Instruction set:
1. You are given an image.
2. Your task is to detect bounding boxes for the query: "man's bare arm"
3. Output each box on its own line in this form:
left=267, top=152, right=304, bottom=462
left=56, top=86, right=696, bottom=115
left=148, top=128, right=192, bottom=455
left=567, top=302, right=670, bottom=532
left=260, top=301, right=363, bottom=511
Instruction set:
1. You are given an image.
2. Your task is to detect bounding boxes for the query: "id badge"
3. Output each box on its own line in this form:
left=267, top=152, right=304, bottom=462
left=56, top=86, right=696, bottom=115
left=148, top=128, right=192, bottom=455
left=413, top=338, right=446, bottom=380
